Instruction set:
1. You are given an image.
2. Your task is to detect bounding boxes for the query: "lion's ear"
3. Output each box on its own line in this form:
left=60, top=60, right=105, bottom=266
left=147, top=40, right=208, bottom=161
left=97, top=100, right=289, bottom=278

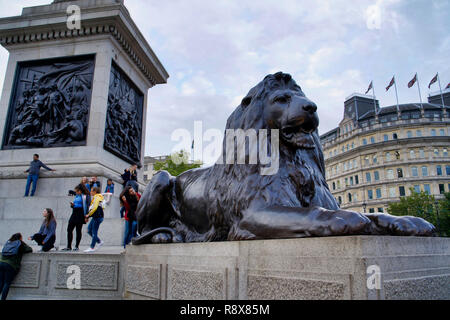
left=241, top=96, right=252, bottom=107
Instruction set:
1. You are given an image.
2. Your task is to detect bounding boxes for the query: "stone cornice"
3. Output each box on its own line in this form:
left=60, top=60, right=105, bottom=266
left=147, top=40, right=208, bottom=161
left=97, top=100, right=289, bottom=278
left=0, top=0, right=169, bottom=87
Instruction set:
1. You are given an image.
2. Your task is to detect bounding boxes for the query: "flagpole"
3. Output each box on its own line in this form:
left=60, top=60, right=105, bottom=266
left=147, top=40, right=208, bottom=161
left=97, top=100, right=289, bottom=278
left=393, top=75, right=400, bottom=112
left=372, top=81, right=377, bottom=114
left=416, top=73, right=423, bottom=109
left=437, top=72, right=445, bottom=108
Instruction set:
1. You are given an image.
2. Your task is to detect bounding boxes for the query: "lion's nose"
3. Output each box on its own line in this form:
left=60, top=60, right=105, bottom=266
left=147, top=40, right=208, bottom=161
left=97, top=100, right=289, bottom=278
left=302, top=103, right=317, bottom=114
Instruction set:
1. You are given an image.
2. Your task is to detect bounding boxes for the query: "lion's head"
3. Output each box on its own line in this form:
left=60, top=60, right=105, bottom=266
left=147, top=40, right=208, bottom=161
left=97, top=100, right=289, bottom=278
left=225, top=72, right=319, bottom=150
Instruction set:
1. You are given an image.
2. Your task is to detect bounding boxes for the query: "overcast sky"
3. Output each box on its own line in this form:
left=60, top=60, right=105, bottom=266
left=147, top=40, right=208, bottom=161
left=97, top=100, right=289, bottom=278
left=0, top=0, right=449, bottom=160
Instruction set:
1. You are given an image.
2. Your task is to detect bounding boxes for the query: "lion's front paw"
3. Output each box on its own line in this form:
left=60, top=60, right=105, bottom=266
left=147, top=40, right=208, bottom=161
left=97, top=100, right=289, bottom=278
left=312, top=209, right=371, bottom=236
left=368, top=214, right=436, bottom=236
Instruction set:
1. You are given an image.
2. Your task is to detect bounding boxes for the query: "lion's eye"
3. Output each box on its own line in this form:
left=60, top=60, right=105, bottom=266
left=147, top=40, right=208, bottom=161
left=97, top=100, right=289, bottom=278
left=274, top=95, right=289, bottom=104
left=241, top=97, right=252, bottom=107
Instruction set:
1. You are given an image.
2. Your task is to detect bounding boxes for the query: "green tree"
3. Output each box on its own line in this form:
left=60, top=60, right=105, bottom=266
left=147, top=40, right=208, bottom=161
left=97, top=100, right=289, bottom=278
left=153, top=150, right=202, bottom=177
left=387, top=188, right=450, bottom=237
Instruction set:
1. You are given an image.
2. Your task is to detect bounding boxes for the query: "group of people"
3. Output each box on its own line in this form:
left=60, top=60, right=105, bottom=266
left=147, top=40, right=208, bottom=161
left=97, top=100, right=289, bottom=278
left=0, top=158, right=144, bottom=300
left=22, top=159, right=141, bottom=253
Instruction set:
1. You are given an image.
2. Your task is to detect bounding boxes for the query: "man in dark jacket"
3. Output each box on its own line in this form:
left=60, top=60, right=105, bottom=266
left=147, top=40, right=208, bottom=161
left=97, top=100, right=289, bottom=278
left=24, top=154, right=56, bottom=197
left=0, top=233, right=33, bottom=300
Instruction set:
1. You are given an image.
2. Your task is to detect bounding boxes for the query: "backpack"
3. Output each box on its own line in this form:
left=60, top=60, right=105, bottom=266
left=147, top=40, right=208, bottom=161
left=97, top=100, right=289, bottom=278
left=2, top=240, right=21, bottom=257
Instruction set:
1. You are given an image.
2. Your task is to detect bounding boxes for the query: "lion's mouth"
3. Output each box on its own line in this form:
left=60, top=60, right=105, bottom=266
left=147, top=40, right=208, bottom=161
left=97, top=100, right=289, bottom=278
left=281, top=125, right=315, bottom=149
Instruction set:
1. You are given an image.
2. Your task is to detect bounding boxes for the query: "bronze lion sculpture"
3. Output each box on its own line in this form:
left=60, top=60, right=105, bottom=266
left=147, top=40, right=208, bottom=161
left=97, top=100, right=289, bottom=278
left=133, top=72, right=435, bottom=244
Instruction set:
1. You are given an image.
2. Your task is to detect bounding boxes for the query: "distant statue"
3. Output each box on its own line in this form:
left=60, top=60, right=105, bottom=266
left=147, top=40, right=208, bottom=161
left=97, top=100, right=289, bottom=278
left=133, top=72, right=436, bottom=245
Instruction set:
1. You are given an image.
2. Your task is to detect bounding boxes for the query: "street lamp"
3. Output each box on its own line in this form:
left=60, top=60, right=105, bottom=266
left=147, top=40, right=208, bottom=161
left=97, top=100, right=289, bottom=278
left=362, top=202, right=367, bottom=213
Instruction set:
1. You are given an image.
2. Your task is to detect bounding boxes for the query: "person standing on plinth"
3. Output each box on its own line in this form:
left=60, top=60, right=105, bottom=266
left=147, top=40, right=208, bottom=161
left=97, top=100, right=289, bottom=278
left=24, top=154, right=56, bottom=197
left=84, top=187, right=105, bottom=253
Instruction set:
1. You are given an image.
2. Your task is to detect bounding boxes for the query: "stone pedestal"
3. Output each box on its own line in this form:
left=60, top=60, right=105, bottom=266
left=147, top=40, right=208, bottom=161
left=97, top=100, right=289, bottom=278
left=124, top=236, right=450, bottom=300
left=0, top=0, right=168, bottom=246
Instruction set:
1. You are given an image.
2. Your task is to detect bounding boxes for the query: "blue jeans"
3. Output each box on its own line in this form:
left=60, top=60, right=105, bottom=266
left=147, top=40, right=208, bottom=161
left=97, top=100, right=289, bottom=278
left=0, top=262, right=17, bottom=300
left=87, top=217, right=103, bottom=249
left=123, top=220, right=137, bottom=248
left=25, top=174, right=39, bottom=197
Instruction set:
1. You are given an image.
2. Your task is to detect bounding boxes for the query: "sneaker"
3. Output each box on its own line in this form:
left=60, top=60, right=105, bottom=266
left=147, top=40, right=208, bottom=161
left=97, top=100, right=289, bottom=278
left=96, top=241, right=104, bottom=248
left=84, top=247, right=97, bottom=253
left=72, top=248, right=79, bottom=252
left=61, top=247, right=72, bottom=251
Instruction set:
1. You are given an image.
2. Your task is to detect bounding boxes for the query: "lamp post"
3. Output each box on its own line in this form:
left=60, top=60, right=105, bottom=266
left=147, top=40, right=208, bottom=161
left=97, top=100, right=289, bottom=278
left=362, top=202, right=367, bottom=213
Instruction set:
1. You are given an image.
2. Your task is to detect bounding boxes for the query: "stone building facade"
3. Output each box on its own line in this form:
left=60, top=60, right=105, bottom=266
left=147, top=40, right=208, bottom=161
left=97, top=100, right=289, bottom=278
left=320, top=91, right=450, bottom=213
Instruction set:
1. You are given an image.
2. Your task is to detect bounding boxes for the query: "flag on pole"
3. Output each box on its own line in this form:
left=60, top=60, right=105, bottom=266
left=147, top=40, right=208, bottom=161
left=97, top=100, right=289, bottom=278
left=446, top=82, right=450, bottom=90
left=428, top=74, right=438, bottom=89
left=386, top=76, right=395, bottom=91
left=365, top=81, right=373, bottom=94
left=408, top=74, right=417, bottom=88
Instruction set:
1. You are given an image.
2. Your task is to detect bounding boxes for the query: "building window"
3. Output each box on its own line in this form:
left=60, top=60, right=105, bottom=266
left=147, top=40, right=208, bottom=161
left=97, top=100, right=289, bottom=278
left=350, top=177, right=354, bottom=186
left=368, top=190, right=373, bottom=200
left=373, top=155, right=378, bottom=164
left=410, top=150, right=415, bottom=159
left=338, top=196, right=342, bottom=205
left=422, top=166, right=428, bottom=177
left=416, top=130, right=422, bottom=137
left=355, top=175, right=359, bottom=185
left=446, top=165, right=450, bottom=175
left=332, top=182, right=336, bottom=190
left=345, top=178, right=348, bottom=186
left=363, top=138, right=367, bottom=145
left=386, top=152, right=391, bottom=161
left=348, top=193, right=352, bottom=203
left=397, top=168, right=403, bottom=178
left=370, top=137, right=375, bottom=144
left=414, top=185, right=421, bottom=193
left=411, top=167, right=418, bottom=177
left=440, top=129, right=445, bottom=136
left=383, top=134, right=389, bottom=142
left=377, top=208, right=384, bottom=213
left=431, top=129, right=437, bottom=136
left=389, top=187, right=396, bottom=198
left=434, top=149, right=440, bottom=157
left=352, top=142, right=355, bottom=149
left=369, top=208, right=375, bottom=213
left=353, top=159, right=357, bottom=168
left=437, top=165, right=443, bottom=176
left=424, top=184, right=431, bottom=194
left=439, top=184, right=445, bottom=194
left=395, top=151, right=400, bottom=160
left=399, top=186, right=406, bottom=197
left=366, top=172, right=371, bottom=183
left=143, top=174, right=148, bottom=181
left=374, top=171, right=380, bottom=181
left=365, top=156, right=369, bottom=165
left=407, top=131, right=413, bottom=138
left=342, top=146, right=345, bottom=153
left=337, top=181, right=341, bottom=189
left=444, top=149, right=448, bottom=157
left=376, top=189, right=382, bottom=199
left=393, top=133, right=398, bottom=139
left=419, top=149, right=425, bottom=158
left=346, top=144, right=349, bottom=151
left=387, top=169, right=394, bottom=179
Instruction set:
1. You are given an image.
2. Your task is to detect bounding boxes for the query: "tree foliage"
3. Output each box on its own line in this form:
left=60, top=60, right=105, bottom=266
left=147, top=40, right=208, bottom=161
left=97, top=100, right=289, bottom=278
left=387, top=188, right=450, bottom=237
left=153, top=150, right=202, bottom=177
